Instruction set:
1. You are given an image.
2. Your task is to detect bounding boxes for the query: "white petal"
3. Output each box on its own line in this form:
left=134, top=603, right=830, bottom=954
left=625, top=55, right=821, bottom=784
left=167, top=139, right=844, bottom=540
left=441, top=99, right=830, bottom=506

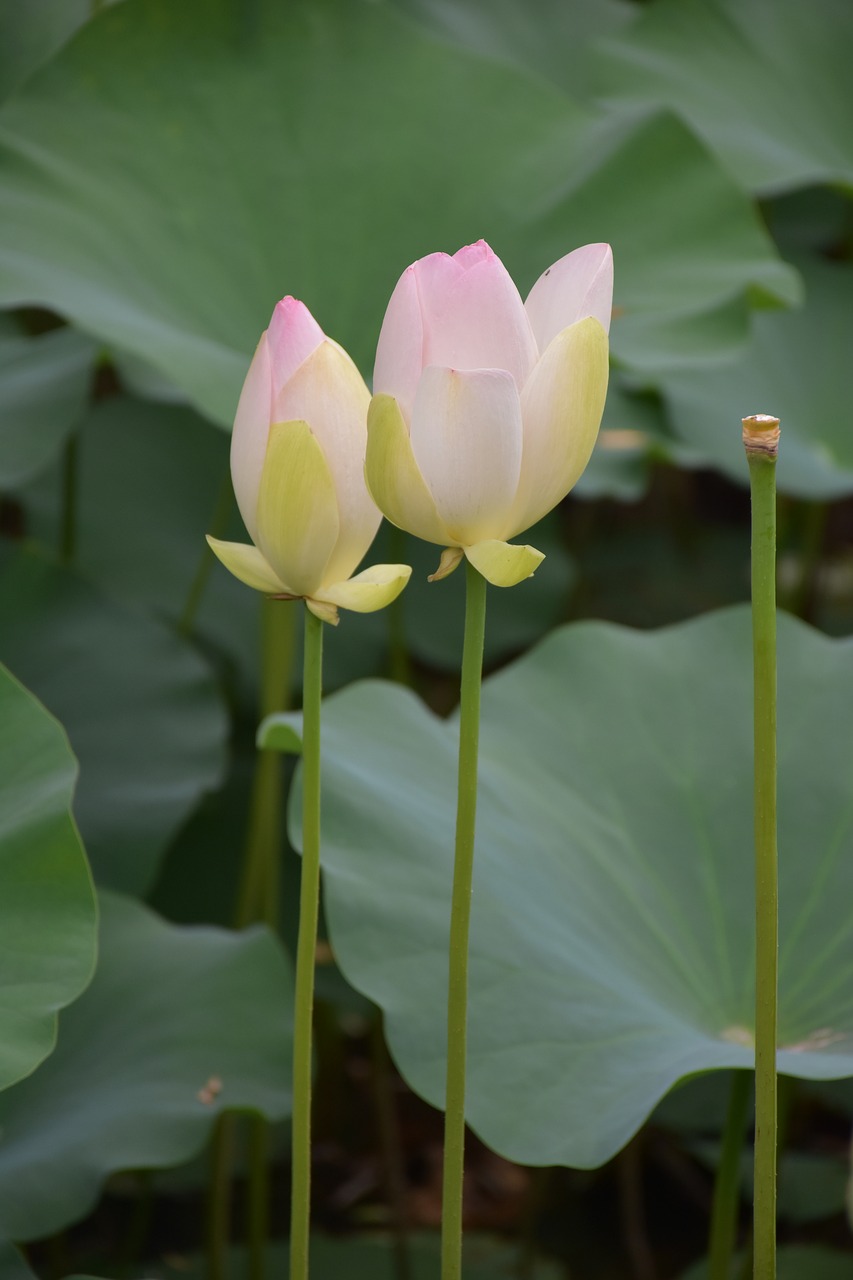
left=230, top=332, right=273, bottom=544
left=274, top=340, right=380, bottom=587
left=524, top=244, right=613, bottom=354
left=410, top=366, right=523, bottom=545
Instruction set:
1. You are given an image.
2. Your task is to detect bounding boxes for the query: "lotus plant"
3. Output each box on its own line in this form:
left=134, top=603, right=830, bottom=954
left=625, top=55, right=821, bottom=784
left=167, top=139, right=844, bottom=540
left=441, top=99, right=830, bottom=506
left=208, top=297, right=410, bottom=1280
left=365, top=240, right=612, bottom=1280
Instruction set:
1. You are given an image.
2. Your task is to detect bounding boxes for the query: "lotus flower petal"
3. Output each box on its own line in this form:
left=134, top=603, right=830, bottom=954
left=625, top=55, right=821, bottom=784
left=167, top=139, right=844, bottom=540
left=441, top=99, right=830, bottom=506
left=365, top=393, right=453, bottom=546
left=508, top=317, right=609, bottom=537
left=255, top=419, right=340, bottom=597
left=525, top=243, right=614, bottom=354
left=314, top=563, right=413, bottom=613
left=464, top=539, right=545, bottom=587
left=409, top=367, right=523, bottom=545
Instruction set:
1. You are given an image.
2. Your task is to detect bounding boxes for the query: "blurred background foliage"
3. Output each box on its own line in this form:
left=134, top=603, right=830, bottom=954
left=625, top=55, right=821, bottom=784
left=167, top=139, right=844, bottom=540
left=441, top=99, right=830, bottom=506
left=1, top=0, right=853, bottom=1277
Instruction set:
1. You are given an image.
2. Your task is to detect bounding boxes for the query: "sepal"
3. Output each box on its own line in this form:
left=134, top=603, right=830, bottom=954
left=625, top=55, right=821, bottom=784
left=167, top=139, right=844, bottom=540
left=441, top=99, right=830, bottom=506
left=464, top=539, right=545, bottom=587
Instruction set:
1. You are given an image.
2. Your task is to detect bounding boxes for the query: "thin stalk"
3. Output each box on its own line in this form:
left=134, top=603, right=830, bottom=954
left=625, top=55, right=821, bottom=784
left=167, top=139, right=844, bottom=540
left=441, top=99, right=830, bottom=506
left=617, top=1136, right=656, bottom=1280
left=441, top=562, right=487, bottom=1280
left=386, top=524, right=413, bottom=686
left=59, top=434, right=78, bottom=566
left=208, top=598, right=296, bottom=1280
left=246, top=1117, right=270, bottom=1280
left=786, top=500, right=827, bottom=622
left=290, top=606, right=325, bottom=1280
left=207, top=1113, right=236, bottom=1280
left=370, top=1015, right=412, bottom=1280
left=179, top=468, right=234, bottom=638
left=708, top=1071, right=751, bottom=1280
left=237, top=598, right=298, bottom=928
left=744, top=415, right=780, bottom=1280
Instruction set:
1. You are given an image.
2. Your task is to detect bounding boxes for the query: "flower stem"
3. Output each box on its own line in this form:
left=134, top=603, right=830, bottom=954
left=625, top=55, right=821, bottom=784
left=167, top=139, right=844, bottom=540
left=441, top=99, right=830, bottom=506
left=744, top=415, right=780, bottom=1280
left=708, top=1071, right=751, bottom=1280
left=59, top=434, right=78, bottom=566
left=179, top=467, right=233, bottom=638
left=207, top=598, right=296, bottom=1280
left=441, top=561, right=487, bottom=1280
left=290, top=605, right=324, bottom=1280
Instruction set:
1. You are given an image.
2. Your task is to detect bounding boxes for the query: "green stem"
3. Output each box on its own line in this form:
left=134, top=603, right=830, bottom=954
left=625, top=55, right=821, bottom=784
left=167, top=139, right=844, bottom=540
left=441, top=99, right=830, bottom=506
left=237, top=598, right=297, bottom=928
left=386, top=524, right=413, bottom=686
left=709, top=1071, right=751, bottom=1280
left=441, top=562, right=487, bottom=1280
left=208, top=598, right=296, bottom=1280
left=745, top=418, right=779, bottom=1280
left=785, top=500, right=827, bottom=622
left=179, top=467, right=234, bottom=638
left=247, top=1115, right=270, bottom=1280
left=207, top=1113, right=235, bottom=1280
left=290, top=606, right=325, bottom=1280
left=370, top=1015, right=412, bottom=1280
left=59, top=434, right=78, bottom=566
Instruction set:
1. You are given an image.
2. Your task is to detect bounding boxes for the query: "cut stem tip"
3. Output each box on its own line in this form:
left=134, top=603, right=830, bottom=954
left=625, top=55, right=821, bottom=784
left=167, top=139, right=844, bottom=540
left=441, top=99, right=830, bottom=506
left=742, top=414, right=780, bottom=459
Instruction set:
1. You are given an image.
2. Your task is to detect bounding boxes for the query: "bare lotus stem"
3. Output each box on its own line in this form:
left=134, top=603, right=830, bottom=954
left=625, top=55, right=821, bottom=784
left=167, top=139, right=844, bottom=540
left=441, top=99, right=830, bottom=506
left=744, top=413, right=779, bottom=1280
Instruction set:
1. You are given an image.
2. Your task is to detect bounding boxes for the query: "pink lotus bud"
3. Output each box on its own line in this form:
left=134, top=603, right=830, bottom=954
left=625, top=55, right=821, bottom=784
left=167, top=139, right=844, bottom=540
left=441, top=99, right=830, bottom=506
left=367, top=242, right=612, bottom=586
left=207, top=297, right=410, bottom=623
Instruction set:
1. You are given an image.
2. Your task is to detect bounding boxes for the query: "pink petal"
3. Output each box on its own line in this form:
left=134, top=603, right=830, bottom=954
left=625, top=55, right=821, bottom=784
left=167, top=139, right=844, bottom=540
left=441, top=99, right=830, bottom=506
left=266, top=296, right=325, bottom=396
left=417, top=242, right=538, bottom=389
left=373, top=265, right=425, bottom=427
left=230, top=331, right=274, bottom=544
left=409, top=366, right=523, bottom=545
left=524, top=243, right=614, bottom=354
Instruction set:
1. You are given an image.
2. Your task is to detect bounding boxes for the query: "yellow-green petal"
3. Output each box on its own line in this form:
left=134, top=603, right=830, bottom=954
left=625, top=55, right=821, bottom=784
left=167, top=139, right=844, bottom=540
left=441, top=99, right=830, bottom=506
left=256, top=419, right=340, bottom=597
left=464, top=539, right=545, bottom=587
left=365, top=394, right=453, bottom=546
left=206, top=536, right=290, bottom=595
left=428, top=546, right=464, bottom=582
left=313, top=563, right=412, bottom=614
left=306, top=597, right=340, bottom=626
left=508, top=316, right=609, bottom=538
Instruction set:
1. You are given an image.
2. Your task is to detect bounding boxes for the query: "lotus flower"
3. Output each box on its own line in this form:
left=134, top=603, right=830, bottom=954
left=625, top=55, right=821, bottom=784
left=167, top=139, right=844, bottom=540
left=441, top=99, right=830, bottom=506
left=208, top=298, right=411, bottom=624
left=365, top=241, right=611, bottom=586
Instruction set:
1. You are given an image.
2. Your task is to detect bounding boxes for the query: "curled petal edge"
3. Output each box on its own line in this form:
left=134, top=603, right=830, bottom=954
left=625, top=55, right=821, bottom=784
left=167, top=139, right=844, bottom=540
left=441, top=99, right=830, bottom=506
left=306, top=598, right=341, bottom=626
left=428, top=547, right=464, bottom=582
left=464, top=539, right=545, bottom=587
left=313, top=563, right=413, bottom=614
left=206, top=536, right=291, bottom=595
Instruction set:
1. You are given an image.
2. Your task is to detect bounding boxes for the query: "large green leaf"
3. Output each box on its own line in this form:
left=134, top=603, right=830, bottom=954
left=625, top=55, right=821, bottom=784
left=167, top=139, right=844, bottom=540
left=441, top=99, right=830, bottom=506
left=657, top=257, right=853, bottom=499
left=0, top=663, right=95, bottom=1092
left=0, top=1241, right=37, bottom=1280
left=592, top=0, right=853, bottom=195
left=682, top=1245, right=853, bottom=1280
left=395, top=0, right=634, bottom=96
left=0, top=548, right=228, bottom=894
left=0, top=0, right=90, bottom=100
left=273, top=607, right=853, bottom=1168
left=0, top=890, right=293, bottom=1242
left=0, top=0, right=795, bottom=422
left=0, top=317, right=97, bottom=488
